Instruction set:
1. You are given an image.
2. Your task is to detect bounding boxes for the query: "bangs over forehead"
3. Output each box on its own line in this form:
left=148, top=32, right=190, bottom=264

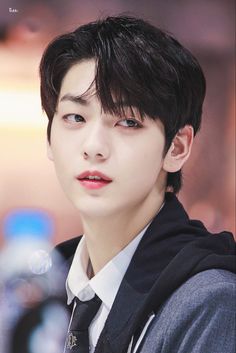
left=58, top=63, right=145, bottom=123
left=41, top=16, right=203, bottom=138
left=84, top=18, right=176, bottom=125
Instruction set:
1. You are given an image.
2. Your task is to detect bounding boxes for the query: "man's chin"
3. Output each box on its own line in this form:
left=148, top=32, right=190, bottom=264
left=72, top=198, right=115, bottom=217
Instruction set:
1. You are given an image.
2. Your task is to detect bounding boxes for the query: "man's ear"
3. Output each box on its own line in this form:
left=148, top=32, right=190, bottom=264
left=163, top=125, right=194, bottom=173
left=47, top=141, right=54, bottom=161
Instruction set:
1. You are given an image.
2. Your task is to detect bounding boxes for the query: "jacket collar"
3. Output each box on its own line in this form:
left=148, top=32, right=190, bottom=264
left=94, top=193, right=235, bottom=353
left=58, top=193, right=235, bottom=353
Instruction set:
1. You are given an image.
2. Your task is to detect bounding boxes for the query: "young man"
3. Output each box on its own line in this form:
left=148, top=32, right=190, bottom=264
left=40, top=15, right=236, bottom=353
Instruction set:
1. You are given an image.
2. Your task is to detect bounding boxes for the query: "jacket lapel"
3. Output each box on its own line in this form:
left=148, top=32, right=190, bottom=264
left=95, top=279, right=147, bottom=353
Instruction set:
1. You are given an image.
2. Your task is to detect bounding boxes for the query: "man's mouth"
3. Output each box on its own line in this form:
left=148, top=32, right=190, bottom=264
left=76, top=171, right=112, bottom=189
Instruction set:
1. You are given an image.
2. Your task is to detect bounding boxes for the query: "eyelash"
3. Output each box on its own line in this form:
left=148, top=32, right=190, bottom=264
left=62, top=114, right=142, bottom=129
left=117, top=118, right=142, bottom=129
left=62, top=114, right=85, bottom=123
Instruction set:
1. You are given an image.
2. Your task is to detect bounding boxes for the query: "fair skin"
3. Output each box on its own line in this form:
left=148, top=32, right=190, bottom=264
left=48, top=59, right=193, bottom=274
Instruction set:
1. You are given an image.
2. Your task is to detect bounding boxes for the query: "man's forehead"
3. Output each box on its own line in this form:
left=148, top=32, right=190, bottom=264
left=59, top=89, right=96, bottom=105
left=59, top=59, right=96, bottom=98
left=57, top=60, right=144, bottom=119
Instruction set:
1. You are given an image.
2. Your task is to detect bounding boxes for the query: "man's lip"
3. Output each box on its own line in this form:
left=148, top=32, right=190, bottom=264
left=76, top=170, right=112, bottom=182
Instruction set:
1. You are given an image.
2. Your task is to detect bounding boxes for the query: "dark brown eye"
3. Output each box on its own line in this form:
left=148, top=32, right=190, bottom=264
left=117, top=119, right=142, bottom=128
left=63, top=114, right=85, bottom=123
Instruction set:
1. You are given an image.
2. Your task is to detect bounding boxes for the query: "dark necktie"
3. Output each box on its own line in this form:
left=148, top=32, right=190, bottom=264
left=64, top=295, right=102, bottom=353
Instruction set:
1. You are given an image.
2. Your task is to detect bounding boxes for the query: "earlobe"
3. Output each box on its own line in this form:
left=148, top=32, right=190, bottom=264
left=47, top=141, right=54, bottom=161
left=163, top=125, right=194, bottom=173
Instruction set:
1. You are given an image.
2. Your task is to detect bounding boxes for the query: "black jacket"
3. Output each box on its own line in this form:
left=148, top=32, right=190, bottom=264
left=55, top=193, right=236, bottom=353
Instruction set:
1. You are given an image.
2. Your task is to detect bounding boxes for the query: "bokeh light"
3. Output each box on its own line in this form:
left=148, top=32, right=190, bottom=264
left=0, top=242, right=69, bottom=353
left=3, top=209, right=54, bottom=242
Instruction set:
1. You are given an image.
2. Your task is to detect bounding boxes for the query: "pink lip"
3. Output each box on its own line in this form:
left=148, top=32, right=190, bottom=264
left=76, top=170, right=112, bottom=190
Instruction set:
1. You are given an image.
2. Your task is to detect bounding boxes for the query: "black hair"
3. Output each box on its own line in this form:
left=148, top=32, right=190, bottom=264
left=39, top=15, right=206, bottom=193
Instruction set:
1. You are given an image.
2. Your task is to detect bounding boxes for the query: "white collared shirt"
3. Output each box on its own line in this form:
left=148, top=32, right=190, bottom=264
left=66, top=223, right=150, bottom=352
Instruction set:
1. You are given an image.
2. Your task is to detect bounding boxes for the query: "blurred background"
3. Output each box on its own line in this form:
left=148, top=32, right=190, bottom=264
left=0, top=0, right=235, bottom=250
left=0, top=2, right=234, bottom=351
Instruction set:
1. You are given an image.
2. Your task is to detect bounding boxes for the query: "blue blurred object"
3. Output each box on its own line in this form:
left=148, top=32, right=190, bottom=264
left=3, top=209, right=54, bottom=242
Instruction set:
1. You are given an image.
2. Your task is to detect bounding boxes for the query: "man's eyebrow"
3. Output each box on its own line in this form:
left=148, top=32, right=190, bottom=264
left=59, top=93, right=89, bottom=105
left=58, top=95, right=139, bottom=117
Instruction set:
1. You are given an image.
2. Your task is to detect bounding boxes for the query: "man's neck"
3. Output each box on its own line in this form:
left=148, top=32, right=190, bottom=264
left=80, top=191, right=165, bottom=275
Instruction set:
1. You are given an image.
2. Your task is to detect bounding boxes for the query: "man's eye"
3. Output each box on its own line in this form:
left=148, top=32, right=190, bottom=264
left=63, top=114, right=85, bottom=123
left=117, top=119, right=142, bottom=128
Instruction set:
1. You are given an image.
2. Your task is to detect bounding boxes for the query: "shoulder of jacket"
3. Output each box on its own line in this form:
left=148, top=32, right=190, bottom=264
left=140, top=269, right=236, bottom=353
left=164, top=269, right=235, bottom=313
left=150, top=269, right=235, bottom=333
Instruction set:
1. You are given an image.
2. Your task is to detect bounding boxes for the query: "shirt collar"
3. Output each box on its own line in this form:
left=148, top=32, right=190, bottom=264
left=66, top=204, right=164, bottom=308
left=66, top=226, right=149, bottom=308
left=89, top=224, right=148, bottom=309
left=66, top=236, right=92, bottom=304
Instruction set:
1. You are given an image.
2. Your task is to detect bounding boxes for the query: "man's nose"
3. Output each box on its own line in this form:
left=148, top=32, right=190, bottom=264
left=81, top=122, right=110, bottom=162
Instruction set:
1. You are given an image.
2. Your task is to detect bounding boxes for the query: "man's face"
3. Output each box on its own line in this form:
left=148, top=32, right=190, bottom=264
left=48, top=60, right=167, bottom=218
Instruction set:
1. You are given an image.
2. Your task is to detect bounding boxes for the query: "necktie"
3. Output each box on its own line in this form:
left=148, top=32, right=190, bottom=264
left=64, top=295, right=102, bottom=353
